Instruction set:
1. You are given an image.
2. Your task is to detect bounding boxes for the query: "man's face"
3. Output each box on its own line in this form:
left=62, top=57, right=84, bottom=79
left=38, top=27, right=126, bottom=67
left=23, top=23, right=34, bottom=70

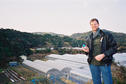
left=90, top=21, right=99, bottom=32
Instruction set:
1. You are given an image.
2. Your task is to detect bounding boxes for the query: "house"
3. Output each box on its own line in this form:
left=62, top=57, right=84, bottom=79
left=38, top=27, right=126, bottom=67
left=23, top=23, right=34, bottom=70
left=20, top=55, right=27, bottom=60
left=9, top=61, right=18, bottom=67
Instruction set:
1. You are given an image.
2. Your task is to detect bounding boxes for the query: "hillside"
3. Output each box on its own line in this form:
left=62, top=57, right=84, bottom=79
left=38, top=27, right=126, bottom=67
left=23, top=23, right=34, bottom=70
left=33, top=32, right=66, bottom=37
left=0, top=28, right=84, bottom=67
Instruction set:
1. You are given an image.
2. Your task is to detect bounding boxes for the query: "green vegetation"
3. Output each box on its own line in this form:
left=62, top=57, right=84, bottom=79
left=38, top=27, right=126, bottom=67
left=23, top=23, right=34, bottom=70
left=0, top=28, right=84, bottom=68
left=55, top=48, right=84, bottom=55
left=0, top=69, right=3, bottom=73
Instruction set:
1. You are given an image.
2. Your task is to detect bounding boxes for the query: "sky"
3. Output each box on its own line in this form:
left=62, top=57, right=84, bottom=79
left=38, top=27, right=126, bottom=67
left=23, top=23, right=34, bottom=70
left=0, top=0, right=126, bottom=35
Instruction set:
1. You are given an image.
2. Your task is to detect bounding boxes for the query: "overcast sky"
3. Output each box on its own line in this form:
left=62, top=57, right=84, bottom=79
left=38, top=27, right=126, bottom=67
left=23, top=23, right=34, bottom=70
left=0, top=0, right=126, bottom=35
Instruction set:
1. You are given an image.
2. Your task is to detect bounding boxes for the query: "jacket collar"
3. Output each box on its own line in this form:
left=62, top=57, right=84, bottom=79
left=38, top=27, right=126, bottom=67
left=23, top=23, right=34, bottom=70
left=92, top=28, right=100, bottom=39
left=90, top=28, right=105, bottom=40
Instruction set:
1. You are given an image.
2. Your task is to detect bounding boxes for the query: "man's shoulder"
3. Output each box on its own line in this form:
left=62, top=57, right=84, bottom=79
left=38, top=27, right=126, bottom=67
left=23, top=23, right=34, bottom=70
left=85, top=32, right=92, bottom=40
left=100, top=29, right=115, bottom=41
left=100, top=29, right=113, bottom=36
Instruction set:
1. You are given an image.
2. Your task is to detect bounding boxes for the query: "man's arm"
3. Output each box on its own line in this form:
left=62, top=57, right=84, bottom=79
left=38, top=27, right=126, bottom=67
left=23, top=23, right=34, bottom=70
left=104, top=33, right=117, bottom=56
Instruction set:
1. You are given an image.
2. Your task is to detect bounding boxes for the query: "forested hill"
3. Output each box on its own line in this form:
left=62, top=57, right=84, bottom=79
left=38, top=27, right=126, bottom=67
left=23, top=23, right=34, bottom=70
left=0, top=28, right=85, bottom=67
left=35, top=29, right=126, bottom=49
left=33, top=32, right=66, bottom=37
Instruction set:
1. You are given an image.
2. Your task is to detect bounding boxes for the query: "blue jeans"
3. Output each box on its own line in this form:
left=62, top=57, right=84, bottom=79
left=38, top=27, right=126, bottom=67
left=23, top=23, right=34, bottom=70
left=89, top=64, right=113, bottom=84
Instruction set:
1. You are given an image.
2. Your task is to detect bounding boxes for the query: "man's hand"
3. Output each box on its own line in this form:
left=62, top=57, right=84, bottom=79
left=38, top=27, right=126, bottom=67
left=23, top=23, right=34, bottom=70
left=82, top=46, right=89, bottom=53
left=95, top=54, right=105, bottom=61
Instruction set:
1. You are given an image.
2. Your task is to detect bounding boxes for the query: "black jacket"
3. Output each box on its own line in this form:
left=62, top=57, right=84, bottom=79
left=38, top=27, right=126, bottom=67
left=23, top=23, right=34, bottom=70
left=85, top=29, right=117, bottom=65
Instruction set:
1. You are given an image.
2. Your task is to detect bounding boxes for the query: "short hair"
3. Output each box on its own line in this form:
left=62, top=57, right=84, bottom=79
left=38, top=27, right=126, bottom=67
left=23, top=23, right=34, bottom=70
left=90, top=18, right=99, bottom=24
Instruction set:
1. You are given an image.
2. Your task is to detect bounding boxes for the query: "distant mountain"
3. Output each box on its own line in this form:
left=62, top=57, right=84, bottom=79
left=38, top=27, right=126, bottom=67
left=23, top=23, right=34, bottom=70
left=33, top=32, right=66, bottom=37
left=70, top=31, right=92, bottom=40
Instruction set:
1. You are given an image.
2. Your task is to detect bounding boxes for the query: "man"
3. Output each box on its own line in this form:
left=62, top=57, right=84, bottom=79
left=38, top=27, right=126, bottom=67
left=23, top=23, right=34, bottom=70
left=82, top=18, right=117, bottom=84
